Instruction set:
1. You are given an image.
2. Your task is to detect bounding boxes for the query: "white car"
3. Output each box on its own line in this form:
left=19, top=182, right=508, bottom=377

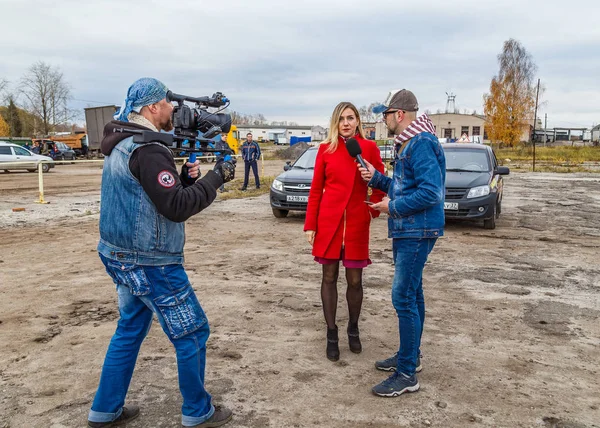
left=0, top=141, right=55, bottom=173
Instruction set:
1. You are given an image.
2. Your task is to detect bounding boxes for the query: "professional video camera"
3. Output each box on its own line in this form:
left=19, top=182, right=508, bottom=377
left=167, top=91, right=231, bottom=140
left=113, top=90, right=233, bottom=156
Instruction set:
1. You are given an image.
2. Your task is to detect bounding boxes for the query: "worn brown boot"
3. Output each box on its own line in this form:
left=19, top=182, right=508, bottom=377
left=88, top=405, right=140, bottom=427
left=326, top=326, right=340, bottom=361
left=185, top=405, right=233, bottom=427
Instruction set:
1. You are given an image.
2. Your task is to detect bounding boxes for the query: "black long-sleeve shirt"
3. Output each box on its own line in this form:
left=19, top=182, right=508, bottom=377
left=128, top=144, right=223, bottom=223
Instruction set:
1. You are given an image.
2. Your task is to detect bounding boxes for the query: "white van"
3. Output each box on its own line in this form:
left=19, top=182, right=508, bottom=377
left=0, top=141, right=55, bottom=173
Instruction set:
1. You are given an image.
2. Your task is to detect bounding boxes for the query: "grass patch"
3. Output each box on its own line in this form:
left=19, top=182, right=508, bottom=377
left=495, top=145, right=600, bottom=163
left=218, top=176, right=275, bottom=200
left=507, top=164, right=596, bottom=173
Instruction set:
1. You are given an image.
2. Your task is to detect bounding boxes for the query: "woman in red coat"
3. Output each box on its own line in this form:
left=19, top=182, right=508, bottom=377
left=304, top=102, right=385, bottom=361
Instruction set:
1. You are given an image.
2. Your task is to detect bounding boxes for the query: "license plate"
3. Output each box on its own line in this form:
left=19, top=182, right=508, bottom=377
left=444, top=202, right=458, bottom=210
left=287, top=195, right=308, bottom=202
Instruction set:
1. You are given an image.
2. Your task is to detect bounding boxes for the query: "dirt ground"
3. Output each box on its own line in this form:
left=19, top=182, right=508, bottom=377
left=0, top=161, right=599, bottom=428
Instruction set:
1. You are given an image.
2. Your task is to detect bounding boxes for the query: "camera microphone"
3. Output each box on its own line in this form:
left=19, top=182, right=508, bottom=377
left=346, top=138, right=368, bottom=169
left=166, top=91, right=228, bottom=107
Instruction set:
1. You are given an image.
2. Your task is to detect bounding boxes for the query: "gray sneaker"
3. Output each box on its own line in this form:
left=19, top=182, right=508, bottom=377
left=375, top=354, right=422, bottom=373
left=372, top=372, right=420, bottom=397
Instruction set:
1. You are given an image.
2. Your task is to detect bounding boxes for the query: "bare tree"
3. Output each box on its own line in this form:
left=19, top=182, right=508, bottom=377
left=359, top=103, right=378, bottom=123
left=0, top=78, right=8, bottom=103
left=227, top=110, right=243, bottom=125
left=19, top=61, right=71, bottom=135
left=254, top=113, right=268, bottom=125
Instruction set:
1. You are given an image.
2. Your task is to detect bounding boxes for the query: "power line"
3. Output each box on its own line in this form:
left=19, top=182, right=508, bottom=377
left=70, top=97, right=116, bottom=105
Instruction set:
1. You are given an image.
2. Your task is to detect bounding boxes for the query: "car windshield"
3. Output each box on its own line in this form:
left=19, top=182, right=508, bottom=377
left=292, top=149, right=317, bottom=169
left=444, top=149, right=490, bottom=172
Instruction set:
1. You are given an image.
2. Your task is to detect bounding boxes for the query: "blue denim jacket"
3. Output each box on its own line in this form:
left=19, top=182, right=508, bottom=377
left=369, top=132, right=446, bottom=239
left=97, top=137, right=185, bottom=265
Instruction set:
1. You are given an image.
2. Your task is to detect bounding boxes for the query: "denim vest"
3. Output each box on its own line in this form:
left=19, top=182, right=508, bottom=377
left=97, top=137, right=185, bottom=265
left=369, top=132, right=446, bottom=239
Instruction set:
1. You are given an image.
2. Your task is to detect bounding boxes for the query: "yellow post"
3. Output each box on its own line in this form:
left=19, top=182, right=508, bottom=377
left=36, top=162, right=49, bottom=204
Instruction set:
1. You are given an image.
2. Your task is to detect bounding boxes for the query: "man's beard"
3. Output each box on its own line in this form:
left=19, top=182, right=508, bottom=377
left=161, top=118, right=174, bottom=132
left=386, top=120, right=403, bottom=137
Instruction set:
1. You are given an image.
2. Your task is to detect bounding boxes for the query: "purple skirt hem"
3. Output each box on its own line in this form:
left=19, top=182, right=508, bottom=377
left=314, top=256, right=372, bottom=269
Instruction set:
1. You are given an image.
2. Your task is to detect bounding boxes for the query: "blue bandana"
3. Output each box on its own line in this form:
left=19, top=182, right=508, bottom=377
left=114, top=77, right=168, bottom=122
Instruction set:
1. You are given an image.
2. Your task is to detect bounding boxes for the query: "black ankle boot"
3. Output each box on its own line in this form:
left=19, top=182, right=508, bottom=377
left=326, top=326, right=340, bottom=361
left=347, top=324, right=362, bottom=354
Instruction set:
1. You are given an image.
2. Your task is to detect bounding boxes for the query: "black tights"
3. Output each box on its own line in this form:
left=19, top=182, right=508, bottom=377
left=321, top=263, right=363, bottom=330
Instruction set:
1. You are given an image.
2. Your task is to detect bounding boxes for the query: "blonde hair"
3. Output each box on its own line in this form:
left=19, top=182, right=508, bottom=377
left=323, top=102, right=365, bottom=153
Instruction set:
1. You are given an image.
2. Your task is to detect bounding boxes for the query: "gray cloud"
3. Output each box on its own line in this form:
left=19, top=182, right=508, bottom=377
left=0, top=0, right=598, bottom=127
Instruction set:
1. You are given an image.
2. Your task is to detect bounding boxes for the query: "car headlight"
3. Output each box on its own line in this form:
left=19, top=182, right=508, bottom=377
left=467, top=185, right=490, bottom=199
left=272, top=179, right=284, bottom=191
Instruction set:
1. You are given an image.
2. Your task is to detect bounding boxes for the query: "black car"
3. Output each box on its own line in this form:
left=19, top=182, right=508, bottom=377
left=270, top=147, right=318, bottom=218
left=442, top=143, right=509, bottom=229
left=52, top=141, right=77, bottom=161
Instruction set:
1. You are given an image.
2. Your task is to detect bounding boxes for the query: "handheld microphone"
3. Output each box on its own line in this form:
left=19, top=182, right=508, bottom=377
left=346, top=138, right=368, bottom=169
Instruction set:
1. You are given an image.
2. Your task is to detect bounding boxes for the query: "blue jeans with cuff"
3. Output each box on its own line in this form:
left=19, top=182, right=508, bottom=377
left=88, top=254, right=214, bottom=427
left=392, top=238, right=437, bottom=376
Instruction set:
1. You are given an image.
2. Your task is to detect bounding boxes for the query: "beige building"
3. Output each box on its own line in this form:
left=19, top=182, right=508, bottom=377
left=363, top=122, right=389, bottom=140
left=365, top=113, right=533, bottom=143
left=429, top=113, right=487, bottom=141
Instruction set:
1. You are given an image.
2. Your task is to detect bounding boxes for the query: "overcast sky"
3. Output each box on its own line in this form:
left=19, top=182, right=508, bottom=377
left=1, top=0, right=598, bottom=128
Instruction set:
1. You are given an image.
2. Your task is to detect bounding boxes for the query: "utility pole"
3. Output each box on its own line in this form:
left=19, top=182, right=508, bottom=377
left=544, top=113, right=548, bottom=147
left=532, top=78, right=540, bottom=172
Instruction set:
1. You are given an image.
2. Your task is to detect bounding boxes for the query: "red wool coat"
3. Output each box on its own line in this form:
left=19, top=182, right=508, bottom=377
left=304, top=136, right=385, bottom=260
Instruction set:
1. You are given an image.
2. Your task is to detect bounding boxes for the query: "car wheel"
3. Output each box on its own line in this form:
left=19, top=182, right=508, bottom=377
left=41, top=163, right=50, bottom=173
left=272, top=208, right=289, bottom=218
left=483, top=204, right=496, bottom=229
left=497, top=199, right=502, bottom=216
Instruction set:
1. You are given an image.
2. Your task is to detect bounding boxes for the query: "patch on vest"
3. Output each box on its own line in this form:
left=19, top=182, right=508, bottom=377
left=157, top=170, right=175, bottom=188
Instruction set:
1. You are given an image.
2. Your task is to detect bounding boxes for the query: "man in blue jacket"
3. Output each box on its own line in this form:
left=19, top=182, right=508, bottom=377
left=240, top=132, right=261, bottom=190
left=358, top=89, right=446, bottom=398
left=88, top=78, right=235, bottom=428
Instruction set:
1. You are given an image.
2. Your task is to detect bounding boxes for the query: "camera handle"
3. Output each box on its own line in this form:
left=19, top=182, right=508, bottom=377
left=187, top=152, right=197, bottom=178
left=113, top=127, right=234, bottom=156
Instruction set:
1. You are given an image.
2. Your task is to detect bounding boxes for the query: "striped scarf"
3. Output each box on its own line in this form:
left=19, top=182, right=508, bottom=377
left=394, top=113, right=436, bottom=146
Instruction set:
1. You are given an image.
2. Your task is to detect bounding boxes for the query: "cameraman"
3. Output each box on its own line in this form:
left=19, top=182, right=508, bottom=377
left=88, top=78, right=234, bottom=428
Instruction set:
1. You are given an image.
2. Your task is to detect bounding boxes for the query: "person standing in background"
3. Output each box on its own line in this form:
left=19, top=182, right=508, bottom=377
left=240, top=133, right=261, bottom=190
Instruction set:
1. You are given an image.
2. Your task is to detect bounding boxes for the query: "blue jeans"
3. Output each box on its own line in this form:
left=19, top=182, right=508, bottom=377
left=392, top=238, right=437, bottom=376
left=89, top=255, right=215, bottom=427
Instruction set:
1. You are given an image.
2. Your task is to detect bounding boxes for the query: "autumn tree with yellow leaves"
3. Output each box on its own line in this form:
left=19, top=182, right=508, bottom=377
left=484, top=39, right=537, bottom=147
left=0, top=115, right=10, bottom=136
